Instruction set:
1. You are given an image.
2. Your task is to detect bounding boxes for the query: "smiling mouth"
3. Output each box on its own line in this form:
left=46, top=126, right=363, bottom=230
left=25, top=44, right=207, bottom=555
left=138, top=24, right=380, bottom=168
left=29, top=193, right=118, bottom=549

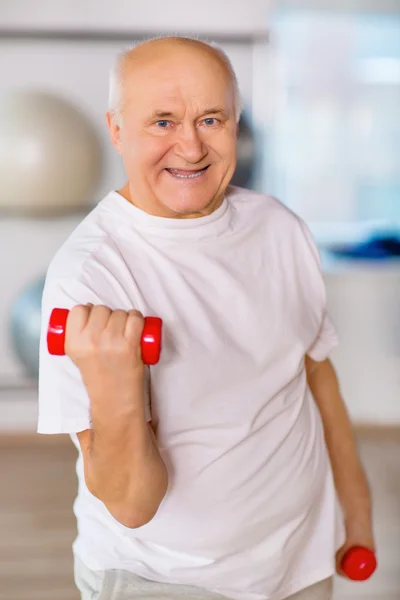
left=166, top=166, right=209, bottom=179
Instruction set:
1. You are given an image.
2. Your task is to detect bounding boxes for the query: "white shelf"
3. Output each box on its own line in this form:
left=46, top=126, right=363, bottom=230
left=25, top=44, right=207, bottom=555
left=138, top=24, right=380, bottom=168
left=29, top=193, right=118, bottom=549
left=0, top=0, right=271, bottom=38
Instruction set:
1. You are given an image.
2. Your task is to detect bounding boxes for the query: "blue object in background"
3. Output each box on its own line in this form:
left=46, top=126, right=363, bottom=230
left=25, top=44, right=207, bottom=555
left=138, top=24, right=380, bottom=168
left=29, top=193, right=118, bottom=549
left=9, top=276, right=45, bottom=378
left=329, top=235, right=400, bottom=260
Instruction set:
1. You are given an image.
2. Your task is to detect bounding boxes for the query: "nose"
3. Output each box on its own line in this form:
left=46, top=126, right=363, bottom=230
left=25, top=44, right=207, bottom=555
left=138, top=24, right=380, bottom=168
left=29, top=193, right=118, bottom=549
left=173, top=124, right=207, bottom=164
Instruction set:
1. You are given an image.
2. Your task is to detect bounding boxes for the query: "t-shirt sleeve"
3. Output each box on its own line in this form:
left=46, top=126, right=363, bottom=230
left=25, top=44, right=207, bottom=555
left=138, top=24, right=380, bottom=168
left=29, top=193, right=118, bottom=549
left=306, top=311, right=338, bottom=362
left=296, top=218, right=339, bottom=362
left=37, top=276, right=152, bottom=435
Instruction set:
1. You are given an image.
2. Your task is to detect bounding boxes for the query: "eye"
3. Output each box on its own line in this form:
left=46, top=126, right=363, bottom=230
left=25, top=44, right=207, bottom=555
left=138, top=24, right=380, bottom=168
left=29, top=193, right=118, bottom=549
left=203, top=118, right=218, bottom=126
left=156, top=120, right=170, bottom=128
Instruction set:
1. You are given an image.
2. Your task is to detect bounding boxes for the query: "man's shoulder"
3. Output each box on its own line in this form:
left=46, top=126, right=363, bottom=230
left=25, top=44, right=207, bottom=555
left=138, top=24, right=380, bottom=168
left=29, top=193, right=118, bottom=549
left=45, top=192, right=122, bottom=288
left=227, top=185, right=320, bottom=260
left=226, top=185, right=302, bottom=228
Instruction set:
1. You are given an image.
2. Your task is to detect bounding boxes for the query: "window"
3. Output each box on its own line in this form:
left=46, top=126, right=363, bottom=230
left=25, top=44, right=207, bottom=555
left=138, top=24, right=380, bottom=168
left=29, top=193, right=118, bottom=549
left=263, top=10, right=400, bottom=245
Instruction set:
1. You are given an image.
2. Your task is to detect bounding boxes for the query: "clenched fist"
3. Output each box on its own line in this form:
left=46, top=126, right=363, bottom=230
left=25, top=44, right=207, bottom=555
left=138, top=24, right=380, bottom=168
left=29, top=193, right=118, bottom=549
left=61, top=304, right=167, bottom=524
left=65, top=304, right=146, bottom=414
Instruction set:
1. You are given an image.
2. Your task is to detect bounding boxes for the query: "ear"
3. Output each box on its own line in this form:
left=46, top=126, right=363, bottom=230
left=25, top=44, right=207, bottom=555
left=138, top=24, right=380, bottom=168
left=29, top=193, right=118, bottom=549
left=106, top=111, right=123, bottom=154
left=236, top=122, right=240, bottom=138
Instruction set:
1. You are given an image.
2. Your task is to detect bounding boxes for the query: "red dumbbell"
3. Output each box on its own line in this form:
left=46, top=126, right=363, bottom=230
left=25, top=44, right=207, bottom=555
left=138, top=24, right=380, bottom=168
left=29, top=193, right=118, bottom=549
left=47, top=307, right=162, bottom=365
left=340, top=546, right=377, bottom=581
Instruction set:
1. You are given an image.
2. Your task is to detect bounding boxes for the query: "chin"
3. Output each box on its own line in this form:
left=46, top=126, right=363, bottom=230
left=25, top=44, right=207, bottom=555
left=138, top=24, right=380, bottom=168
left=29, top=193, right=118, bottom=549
left=155, top=167, right=227, bottom=217
left=167, top=197, right=216, bottom=217
left=160, top=190, right=220, bottom=217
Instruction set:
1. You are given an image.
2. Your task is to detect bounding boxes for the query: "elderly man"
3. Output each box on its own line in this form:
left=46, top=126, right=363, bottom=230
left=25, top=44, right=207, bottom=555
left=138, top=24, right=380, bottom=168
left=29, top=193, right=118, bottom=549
left=38, top=37, right=375, bottom=600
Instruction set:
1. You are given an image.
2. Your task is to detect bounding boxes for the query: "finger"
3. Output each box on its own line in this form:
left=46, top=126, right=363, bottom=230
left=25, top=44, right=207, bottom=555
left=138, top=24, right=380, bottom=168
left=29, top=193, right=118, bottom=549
left=124, top=309, right=144, bottom=345
left=65, top=304, right=92, bottom=352
left=335, top=546, right=348, bottom=577
left=335, top=558, right=344, bottom=577
left=106, top=310, right=130, bottom=338
left=67, top=304, right=91, bottom=334
left=86, top=305, right=112, bottom=333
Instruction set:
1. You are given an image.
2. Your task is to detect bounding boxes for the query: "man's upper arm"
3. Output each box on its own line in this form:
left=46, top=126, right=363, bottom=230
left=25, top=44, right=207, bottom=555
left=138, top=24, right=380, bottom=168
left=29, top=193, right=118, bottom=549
left=305, top=353, right=329, bottom=378
left=38, top=275, right=152, bottom=435
left=37, top=277, right=103, bottom=435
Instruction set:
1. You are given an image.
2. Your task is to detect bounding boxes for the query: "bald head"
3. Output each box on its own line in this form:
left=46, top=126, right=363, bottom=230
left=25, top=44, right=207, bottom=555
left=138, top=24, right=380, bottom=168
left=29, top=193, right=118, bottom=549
left=108, top=37, right=242, bottom=125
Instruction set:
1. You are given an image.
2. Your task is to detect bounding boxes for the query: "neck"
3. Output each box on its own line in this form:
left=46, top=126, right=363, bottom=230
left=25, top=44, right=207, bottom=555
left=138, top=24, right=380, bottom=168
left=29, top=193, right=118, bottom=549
left=117, top=183, right=225, bottom=219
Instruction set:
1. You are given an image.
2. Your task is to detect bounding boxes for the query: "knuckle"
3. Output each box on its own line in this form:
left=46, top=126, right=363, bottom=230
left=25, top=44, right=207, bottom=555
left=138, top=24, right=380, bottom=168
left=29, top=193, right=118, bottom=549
left=127, top=310, right=144, bottom=329
left=69, top=304, right=88, bottom=319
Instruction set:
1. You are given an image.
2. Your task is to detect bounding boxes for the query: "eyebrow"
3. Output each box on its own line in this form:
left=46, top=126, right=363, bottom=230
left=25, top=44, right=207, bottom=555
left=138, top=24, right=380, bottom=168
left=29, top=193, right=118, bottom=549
left=149, top=107, right=228, bottom=120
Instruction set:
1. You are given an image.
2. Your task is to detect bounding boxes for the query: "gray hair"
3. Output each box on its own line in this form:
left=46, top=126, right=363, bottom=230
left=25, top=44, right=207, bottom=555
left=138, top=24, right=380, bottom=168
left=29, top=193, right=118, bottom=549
left=108, top=36, right=243, bottom=126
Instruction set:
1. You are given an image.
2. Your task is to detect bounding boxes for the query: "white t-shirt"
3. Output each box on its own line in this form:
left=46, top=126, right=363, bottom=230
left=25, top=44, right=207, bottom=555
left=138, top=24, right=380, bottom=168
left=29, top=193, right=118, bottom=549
left=38, top=185, right=345, bottom=600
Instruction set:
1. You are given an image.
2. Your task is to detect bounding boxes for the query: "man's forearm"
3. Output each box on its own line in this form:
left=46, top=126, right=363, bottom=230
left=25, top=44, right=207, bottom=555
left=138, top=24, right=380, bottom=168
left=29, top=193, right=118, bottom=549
left=305, top=357, right=372, bottom=527
left=79, top=408, right=168, bottom=529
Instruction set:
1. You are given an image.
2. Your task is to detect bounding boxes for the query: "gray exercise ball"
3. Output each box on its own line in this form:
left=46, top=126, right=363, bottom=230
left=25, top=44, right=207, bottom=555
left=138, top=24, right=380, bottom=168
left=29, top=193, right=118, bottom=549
left=9, top=276, right=45, bottom=378
left=0, top=90, right=102, bottom=216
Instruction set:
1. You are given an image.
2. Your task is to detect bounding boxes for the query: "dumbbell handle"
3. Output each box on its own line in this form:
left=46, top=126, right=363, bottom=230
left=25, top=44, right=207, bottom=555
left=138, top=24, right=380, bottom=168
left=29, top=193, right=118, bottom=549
left=340, top=546, right=377, bottom=581
left=47, top=308, right=162, bottom=365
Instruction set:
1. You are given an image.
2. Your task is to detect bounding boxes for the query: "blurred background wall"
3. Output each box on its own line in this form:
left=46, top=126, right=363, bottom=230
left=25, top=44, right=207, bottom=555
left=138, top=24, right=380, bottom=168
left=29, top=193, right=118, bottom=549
left=0, top=0, right=399, bottom=429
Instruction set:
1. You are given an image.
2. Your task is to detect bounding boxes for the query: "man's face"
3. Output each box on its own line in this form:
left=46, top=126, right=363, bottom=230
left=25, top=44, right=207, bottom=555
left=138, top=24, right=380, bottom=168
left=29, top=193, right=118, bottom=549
left=107, top=47, right=238, bottom=218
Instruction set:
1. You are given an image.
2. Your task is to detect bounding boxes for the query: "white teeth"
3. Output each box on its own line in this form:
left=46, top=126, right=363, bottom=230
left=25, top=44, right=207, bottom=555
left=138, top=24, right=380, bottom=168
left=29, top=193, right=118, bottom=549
left=175, top=171, right=203, bottom=179
left=168, top=168, right=206, bottom=179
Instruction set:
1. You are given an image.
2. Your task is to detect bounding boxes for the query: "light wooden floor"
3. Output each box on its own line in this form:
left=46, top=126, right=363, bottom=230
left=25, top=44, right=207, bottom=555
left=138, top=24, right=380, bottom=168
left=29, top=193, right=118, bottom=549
left=0, top=430, right=399, bottom=600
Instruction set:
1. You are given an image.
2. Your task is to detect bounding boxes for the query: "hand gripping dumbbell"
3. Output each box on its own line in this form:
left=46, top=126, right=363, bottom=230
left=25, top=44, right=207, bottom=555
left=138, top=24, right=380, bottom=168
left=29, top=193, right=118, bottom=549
left=47, top=307, right=162, bottom=365
left=340, top=546, right=377, bottom=581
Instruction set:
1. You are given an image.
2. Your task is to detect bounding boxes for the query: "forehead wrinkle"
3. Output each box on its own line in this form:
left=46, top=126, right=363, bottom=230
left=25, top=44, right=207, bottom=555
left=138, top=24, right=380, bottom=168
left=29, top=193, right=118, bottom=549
left=127, top=77, right=232, bottom=123
left=119, top=43, right=235, bottom=119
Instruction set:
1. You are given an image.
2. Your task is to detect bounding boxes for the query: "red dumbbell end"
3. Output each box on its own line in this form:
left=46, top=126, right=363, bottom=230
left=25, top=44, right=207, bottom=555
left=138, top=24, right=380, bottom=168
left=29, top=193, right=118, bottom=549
left=141, top=316, right=162, bottom=365
left=47, top=308, right=69, bottom=355
left=341, top=546, right=377, bottom=581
